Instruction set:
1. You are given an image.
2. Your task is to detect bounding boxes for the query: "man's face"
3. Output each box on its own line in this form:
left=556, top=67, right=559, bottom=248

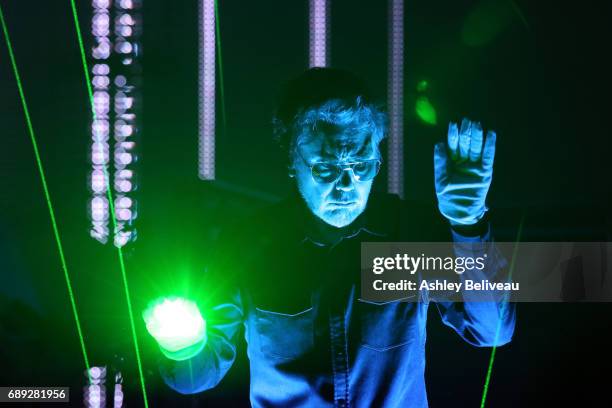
left=293, top=122, right=380, bottom=228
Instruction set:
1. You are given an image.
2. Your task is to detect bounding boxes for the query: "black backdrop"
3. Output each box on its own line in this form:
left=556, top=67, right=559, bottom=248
left=1, top=0, right=611, bottom=406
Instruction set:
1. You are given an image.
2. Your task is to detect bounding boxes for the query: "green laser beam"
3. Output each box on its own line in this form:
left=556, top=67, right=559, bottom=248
left=509, top=0, right=529, bottom=29
left=215, top=0, right=227, bottom=130
left=480, top=212, right=525, bottom=408
left=68, top=1, right=149, bottom=406
left=480, top=343, right=497, bottom=408
left=0, top=3, right=92, bottom=381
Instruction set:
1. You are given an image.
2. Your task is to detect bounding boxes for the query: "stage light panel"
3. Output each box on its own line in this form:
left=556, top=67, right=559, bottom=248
left=309, top=0, right=329, bottom=67
left=198, top=0, right=216, bottom=180
left=387, top=0, right=405, bottom=198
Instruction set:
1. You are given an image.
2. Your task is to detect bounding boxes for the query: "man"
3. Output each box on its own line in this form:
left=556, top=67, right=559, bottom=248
left=143, top=68, right=515, bottom=407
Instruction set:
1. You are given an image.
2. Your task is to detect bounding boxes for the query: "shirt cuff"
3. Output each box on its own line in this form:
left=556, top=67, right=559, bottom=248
left=450, top=216, right=491, bottom=242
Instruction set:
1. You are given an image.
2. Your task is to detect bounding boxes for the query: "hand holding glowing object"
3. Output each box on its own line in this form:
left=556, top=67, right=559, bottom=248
left=142, top=297, right=207, bottom=361
left=434, top=118, right=496, bottom=226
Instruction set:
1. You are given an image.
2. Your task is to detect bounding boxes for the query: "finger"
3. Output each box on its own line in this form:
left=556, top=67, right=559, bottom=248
left=458, top=118, right=471, bottom=160
left=433, top=142, right=448, bottom=187
left=482, top=130, right=497, bottom=169
left=469, top=122, right=484, bottom=161
left=447, top=122, right=459, bottom=159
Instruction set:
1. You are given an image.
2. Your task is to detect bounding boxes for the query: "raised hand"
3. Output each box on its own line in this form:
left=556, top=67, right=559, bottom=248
left=433, top=118, right=496, bottom=226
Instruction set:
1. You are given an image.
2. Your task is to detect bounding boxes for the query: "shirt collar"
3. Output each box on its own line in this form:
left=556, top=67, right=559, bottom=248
left=293, top=193, right=388, bottom=248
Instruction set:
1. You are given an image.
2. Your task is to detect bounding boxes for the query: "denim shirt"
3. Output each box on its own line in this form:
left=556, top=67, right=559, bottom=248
left=159, top=194, right=516, bottom=407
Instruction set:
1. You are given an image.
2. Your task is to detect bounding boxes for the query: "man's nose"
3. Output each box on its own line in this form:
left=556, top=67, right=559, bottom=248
left=335, top=168, right=355, bottom=191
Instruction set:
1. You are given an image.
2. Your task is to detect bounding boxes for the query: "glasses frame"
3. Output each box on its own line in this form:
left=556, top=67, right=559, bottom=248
left=295, top=148, right=382, bottom=184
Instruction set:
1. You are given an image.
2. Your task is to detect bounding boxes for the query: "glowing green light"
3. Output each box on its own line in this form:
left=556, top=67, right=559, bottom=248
left=416, top=80, right=429, bottom=93
left=415, top=96, right=437, bottom=125
left=0, top=3, right=92, bottom=380
left=69, top=1, right=149, bottom=404
left=480, top=213, right=525, bottom=408
left=143, top=297, right=207, bottom=361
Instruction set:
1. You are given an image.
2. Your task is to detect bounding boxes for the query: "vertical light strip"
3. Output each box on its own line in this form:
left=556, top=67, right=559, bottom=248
left=90, top=0, right=140, bottom=247
left=309, top=0, right=329, bottom=67
left=387, top=0, right=404, bottom=198
left=71, top=1, right=149, bottom=405
left=112, top=0, right=139, bottom=247
left=84, top=366, right=106, bottom=407
left=90, top=0, right=112, bottom=244
left=199, top=0, right=216, bottom=180
left=113, top=372, right=124, bottom=408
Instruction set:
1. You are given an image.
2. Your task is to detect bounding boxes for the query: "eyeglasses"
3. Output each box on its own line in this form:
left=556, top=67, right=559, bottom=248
left=296, top=149, right=382, bottom=184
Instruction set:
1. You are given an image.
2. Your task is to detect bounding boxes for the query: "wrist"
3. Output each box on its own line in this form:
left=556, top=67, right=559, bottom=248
left=159, top=334, right=207, bottom=361
left=450, top=212, right=489, bottom=238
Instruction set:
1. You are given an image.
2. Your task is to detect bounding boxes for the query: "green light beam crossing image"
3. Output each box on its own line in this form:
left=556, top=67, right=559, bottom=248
left=0, top=3, right=92, bottom=381
left=69, top=1, right=149, bottom=406
left=215, top=0, right=227, bottom=130
left=480, top=213, right=525, bottom=408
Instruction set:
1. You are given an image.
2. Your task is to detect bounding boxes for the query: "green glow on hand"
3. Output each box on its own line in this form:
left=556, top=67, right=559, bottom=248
left=415, top=96, right=438, bottom=125
left=68, top=1, right=149, bottom=404
left=0, top=3, right=92, bottom=380
left=143, top=297, right=207, bottom=361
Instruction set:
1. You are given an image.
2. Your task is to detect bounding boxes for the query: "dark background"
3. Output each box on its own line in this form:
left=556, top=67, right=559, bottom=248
left=1, top=0, right=611, bottom=407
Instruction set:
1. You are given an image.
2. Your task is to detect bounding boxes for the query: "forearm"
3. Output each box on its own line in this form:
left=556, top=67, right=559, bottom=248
left=439, top=297, right=515, bottom=347
left=437, top=221, right=516, bottom=346
left=159, top=331, right=238, bottom=394
left=155, top=294, right=243, bottom=395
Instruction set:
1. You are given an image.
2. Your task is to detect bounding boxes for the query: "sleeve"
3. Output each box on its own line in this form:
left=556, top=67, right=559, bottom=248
left=435, top=223, right=516, bottom=347
left=158, top=221, right=248, bottom=394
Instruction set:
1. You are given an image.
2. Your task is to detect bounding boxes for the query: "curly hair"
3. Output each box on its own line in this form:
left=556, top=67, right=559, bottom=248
left=272, top=68, right=387, bottom=159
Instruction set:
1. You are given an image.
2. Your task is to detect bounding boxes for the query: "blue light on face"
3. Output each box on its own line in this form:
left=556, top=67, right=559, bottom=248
left=294, top=128, right=380, bottom=228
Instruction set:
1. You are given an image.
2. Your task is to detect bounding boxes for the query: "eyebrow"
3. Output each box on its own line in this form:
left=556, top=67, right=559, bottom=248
left=320, top=139, right=374, bottom=160
left=317, top=151, right=377, bottom=163
left=297, top=132, right=377, bottom=163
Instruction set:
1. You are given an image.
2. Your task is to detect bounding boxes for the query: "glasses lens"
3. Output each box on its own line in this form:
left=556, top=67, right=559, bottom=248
left=312, top=163, right=341, bottom=183
left=311, top=160, right=381, bottom=183
left=352, top=160, right=380, bottom=181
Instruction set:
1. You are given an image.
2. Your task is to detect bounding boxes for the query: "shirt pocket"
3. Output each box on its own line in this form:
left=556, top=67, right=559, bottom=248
left=356, top=298, right=418, bottom=352
left=254, top=306, right=315, bottom=361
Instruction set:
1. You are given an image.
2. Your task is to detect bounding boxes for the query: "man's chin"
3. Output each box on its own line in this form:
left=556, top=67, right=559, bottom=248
left=319, top=208, right=362, bottom=228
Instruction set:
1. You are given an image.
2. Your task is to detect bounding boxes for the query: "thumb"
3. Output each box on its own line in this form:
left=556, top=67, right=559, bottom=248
left=433, top=142, right=449, bottom=188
